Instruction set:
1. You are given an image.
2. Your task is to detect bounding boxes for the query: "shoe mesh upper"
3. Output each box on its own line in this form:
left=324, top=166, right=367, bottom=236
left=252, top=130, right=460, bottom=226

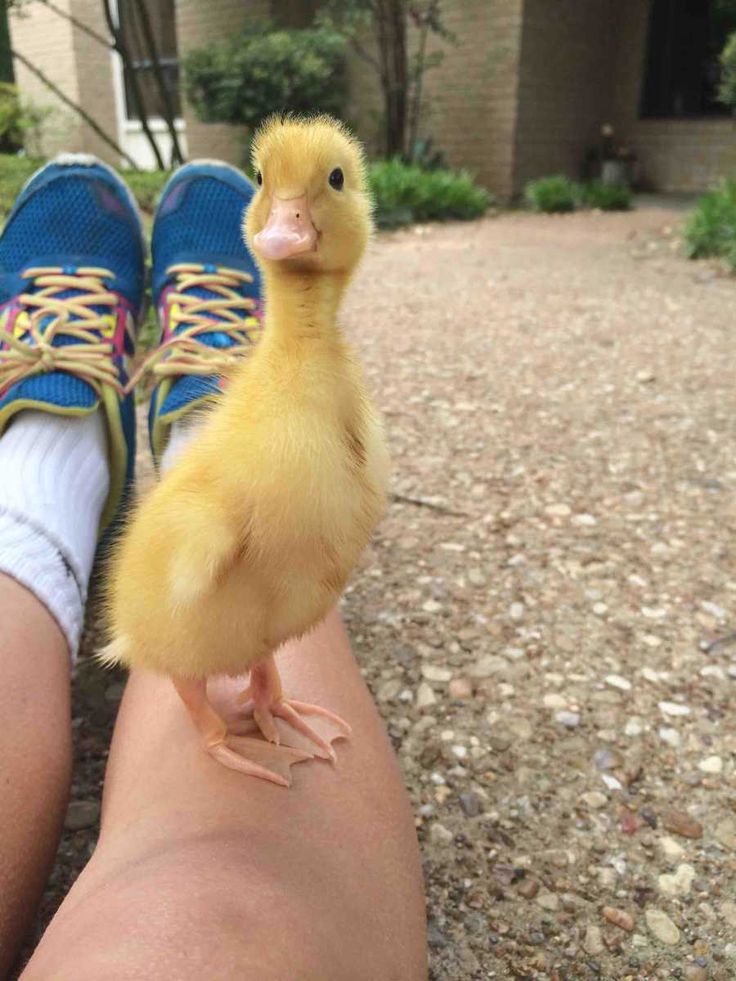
left=0, top=179, right=142, bottom=293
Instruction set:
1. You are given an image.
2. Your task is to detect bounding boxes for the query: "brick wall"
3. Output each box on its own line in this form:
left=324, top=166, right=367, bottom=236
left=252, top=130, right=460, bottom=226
left=9, top=0, right=119, bottom=163
left=513, top=0, right=617, bottom=194
left=418, top=0, right=524, bottom=199
left=613, top=0, right=736, bottom=191
left=9, top=0, right=81, bottom=157
left=70, top=0, right=119, bottom=163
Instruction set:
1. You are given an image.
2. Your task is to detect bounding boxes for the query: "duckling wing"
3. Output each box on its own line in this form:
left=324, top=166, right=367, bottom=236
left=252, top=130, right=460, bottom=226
left=164, top=490, right=246, bottom=606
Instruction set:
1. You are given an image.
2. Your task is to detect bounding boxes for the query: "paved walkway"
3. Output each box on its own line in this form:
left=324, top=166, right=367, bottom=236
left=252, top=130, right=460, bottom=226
left=42, top=207, right=736, bottom=980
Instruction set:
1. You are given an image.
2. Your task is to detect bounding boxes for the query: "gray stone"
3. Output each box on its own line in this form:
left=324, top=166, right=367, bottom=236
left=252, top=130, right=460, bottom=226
left=65, top=799, right=100, bottom=832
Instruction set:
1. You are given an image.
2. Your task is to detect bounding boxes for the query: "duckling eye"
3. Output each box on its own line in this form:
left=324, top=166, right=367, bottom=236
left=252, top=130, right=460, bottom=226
left=328, top=168, right=344, bottom=191
left=256, top=171, right=263, bottom=186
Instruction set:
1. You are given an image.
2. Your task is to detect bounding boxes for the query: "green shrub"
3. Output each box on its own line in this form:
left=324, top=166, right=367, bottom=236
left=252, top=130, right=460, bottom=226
left=684, top=179, right=736, bottom=271
left=0, top=154, right=42, bottom=216
left=123, top=168, right=171, bottom=214
left=0, top=83, right=49, bottom=154
left=369, top=159, right=492, bottom=228
left=184, top=21, right=346, bottom=131
left=579, top=180, right=632, bottom=211
left=525, top=174, right=577, bottom=213
left=719, top=32, right=736, bottom=109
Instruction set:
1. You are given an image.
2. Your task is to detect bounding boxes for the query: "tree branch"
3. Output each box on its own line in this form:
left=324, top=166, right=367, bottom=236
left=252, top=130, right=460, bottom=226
left=349, top=35, right=381, bottom=72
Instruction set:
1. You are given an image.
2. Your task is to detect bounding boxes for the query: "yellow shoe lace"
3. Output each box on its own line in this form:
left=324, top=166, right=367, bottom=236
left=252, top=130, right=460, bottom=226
left=0, top=266, right=128, bottom=397
left=126, top=263, right=262, bottom=394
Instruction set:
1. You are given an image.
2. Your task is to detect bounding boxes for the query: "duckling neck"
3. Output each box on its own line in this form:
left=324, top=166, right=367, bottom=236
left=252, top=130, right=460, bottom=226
left=260, top=268, right=348, bottom=348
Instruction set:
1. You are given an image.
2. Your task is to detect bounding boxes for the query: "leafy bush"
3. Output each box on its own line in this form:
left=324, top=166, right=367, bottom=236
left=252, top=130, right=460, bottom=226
left=184, top=21, right=346, bottom=131
left=579, top=180, right=632, bottom=211
left=720, top=32, right=736, bottom=109
left=123, top=168, right=171, bottom=213
left=369, top=159, right=492, bottom=228
left=0, top=154, right=42, bottom=216
left=684, top=179, right=736, bottom=271
left=0, top=83, right=48, bottom=154
left=524, top=174, right=577, bottom=213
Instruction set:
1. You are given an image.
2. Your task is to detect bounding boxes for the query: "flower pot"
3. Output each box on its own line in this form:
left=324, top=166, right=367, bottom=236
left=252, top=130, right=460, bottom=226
left=601, top=159, right=630, bottom=187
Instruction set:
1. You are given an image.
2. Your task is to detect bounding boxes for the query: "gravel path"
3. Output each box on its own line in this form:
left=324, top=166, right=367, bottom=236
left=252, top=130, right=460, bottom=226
left=30, top=208, right=736, bottom=980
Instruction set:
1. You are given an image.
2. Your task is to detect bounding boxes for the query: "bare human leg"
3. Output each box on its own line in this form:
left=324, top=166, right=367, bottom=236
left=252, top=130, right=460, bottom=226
left=22, top=610, right=427, bottom=980
left=0, top=575, right=72, bottom=979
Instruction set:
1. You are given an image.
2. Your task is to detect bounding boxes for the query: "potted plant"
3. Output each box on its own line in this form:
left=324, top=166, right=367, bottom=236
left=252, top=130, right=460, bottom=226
left=599, top=124, right=637, bottom=187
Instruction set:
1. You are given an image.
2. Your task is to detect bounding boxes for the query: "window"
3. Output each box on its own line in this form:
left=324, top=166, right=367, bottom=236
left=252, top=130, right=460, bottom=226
left=119, top=0, right=181, bottom=121
left=640, top=0, right=736, bottom=117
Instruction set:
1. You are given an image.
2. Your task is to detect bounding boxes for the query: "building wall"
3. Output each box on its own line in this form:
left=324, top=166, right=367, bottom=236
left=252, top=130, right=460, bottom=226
left=70, top=0, right=118, bottom=163
left=613, top=0, right=736, bottom=191
left=8, top=0, right=82, bottom=157
left=9, top=0, right=120, bottom=164
left=513, top=0, right=618, bottom=194
left=419, top=0, right=524, bottom=199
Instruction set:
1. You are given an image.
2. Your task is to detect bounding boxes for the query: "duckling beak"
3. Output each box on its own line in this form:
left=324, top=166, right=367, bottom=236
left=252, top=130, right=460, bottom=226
left=253, top=194, right=318, bottom=261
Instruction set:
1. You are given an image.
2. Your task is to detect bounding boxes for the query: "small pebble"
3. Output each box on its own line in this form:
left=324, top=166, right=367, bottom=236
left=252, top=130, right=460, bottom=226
left=701, top=600, right=726, bottom=619
left=683, top=966, right=707, bottom=981
left=509, top=602, right=525, bottom=621
left=416, top=682, right=437, bottom=709
left=657, top=863, right=695, bottom=897
left=645, top=908, right=680, bottom=945
left=580, top=791, right=607, bottom=809
left=429, top=822, right=454, bottom=846
left=573, top=513, right=598, bottom=526
left=536, top=891, right=560, bottom=911
left=448, top=677, right=473, bottom=700
left=545, top=503, right=571, bottom=517
left=64, top=800, right=100, bottom=831
left=659, top=727, right=682, bottom=748
left=721, top=900, right=736, bottom=927
left=698, top=755, right=723, bottom=774
left=659, top=701, right=691, bottom=717
left=714, top=816, right=736, bottom=850
left=458, top=792, right=482, bottom=818
left=662, top=810, right=703, bottom=839
left=543, top=692, right=567, bottom=710
left=555, top=710, right=581, bottom=728
left=468, top=655, right=507, bottom=679
left=602, top=906, right=635, bottom=932
left=420, top=664, right=452, bottom=683
left=605, top=674, right=631, bottom=692
left=516, top=878, right=539, bottom=899
left=658, top=836, right=686, bottom=861
left=583, top=925, right=604, bottom=955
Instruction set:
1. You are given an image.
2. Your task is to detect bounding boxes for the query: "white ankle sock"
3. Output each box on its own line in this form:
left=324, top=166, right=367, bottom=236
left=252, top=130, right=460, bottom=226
left=0, top=411, right=110, bottom=656
left=161, top=414, right=206, bottom=474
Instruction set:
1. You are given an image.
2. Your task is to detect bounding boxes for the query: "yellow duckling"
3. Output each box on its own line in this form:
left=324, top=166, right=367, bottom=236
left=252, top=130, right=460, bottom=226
left=102, top=114, right=389, bottom=785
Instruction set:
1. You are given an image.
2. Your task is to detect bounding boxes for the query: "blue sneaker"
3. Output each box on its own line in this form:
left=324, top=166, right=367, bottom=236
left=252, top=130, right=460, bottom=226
left=146, top=160, right=262, bottom=463
left=0, top=154, right=145, bottom=530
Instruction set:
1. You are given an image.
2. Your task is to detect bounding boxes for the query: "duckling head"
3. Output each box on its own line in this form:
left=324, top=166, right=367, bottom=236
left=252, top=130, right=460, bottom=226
left=244, top=114, right=372, bottom=277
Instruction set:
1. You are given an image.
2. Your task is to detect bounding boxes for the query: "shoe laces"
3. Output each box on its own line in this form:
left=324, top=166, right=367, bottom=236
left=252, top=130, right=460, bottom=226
left=126, top=263, right=261, bottom=394
left=0, top=266, right=129, bottom=397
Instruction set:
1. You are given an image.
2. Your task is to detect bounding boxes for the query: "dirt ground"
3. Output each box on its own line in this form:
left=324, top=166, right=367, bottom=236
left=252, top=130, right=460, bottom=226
left=27, top=206, right=736, bottom=980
